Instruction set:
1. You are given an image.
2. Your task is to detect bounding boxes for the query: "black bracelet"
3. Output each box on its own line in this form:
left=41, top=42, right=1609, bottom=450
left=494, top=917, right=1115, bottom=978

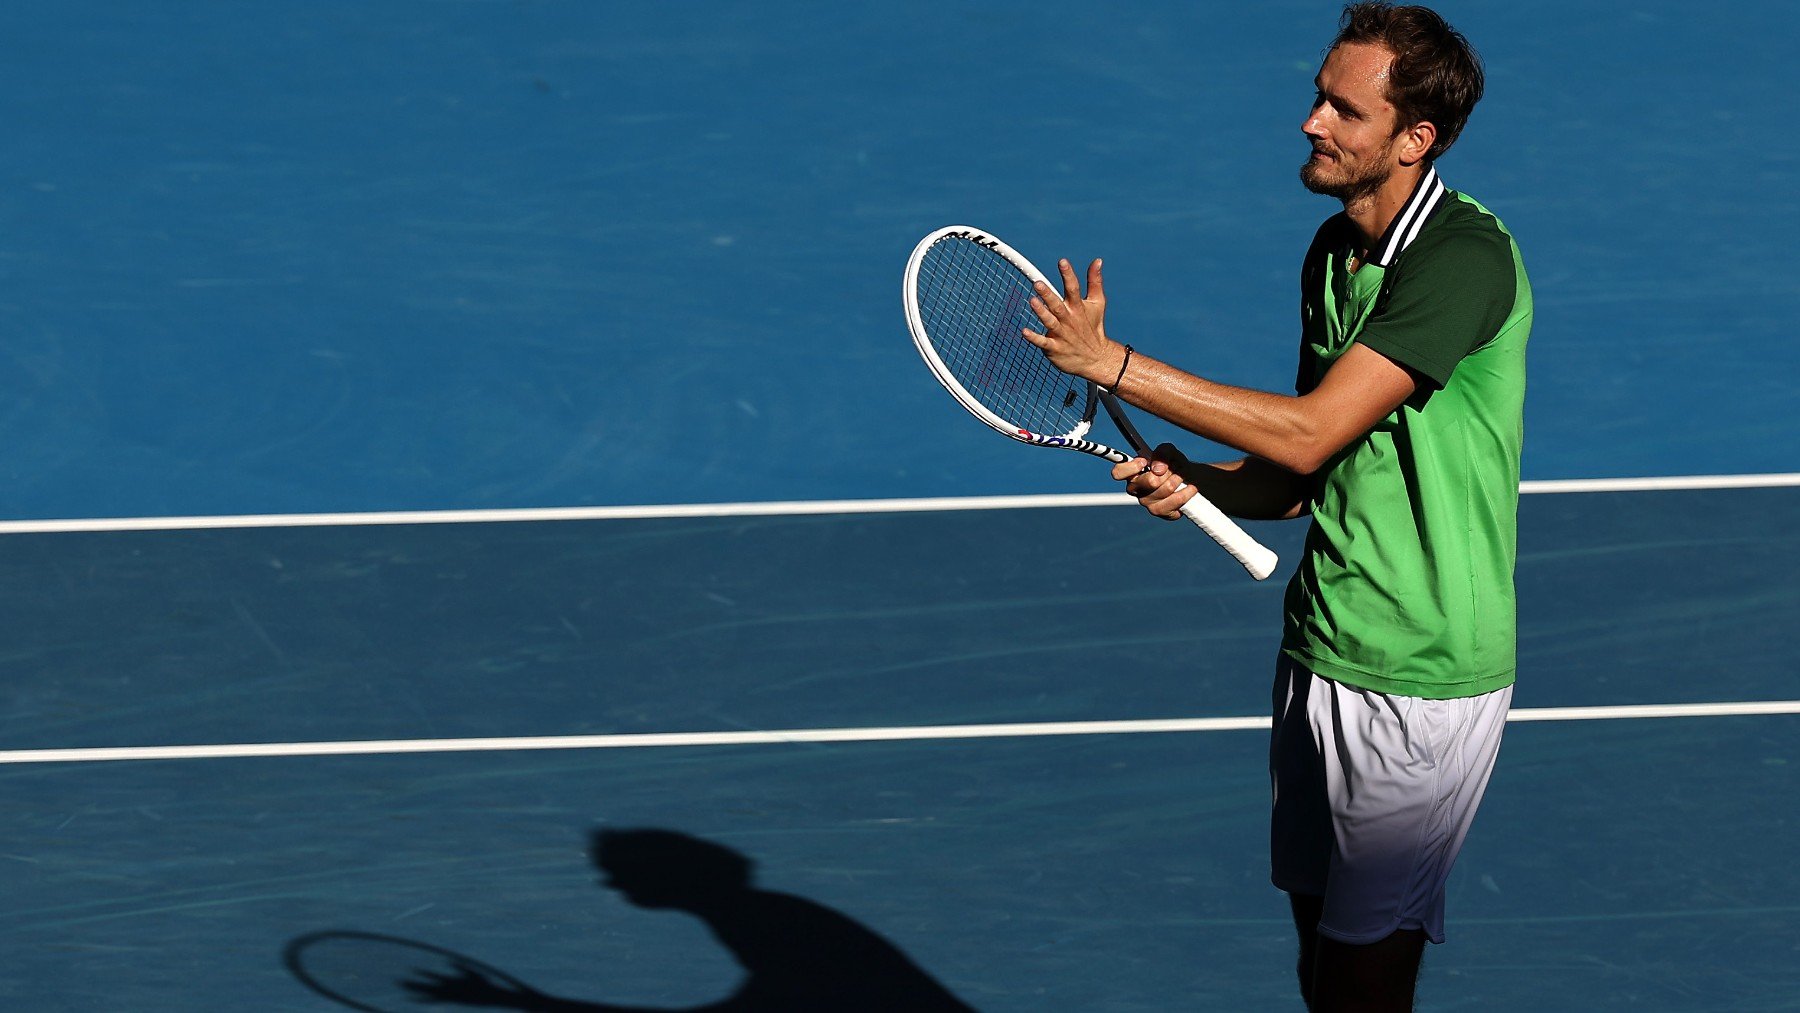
left=1110, top=344, right=1134, bottom=390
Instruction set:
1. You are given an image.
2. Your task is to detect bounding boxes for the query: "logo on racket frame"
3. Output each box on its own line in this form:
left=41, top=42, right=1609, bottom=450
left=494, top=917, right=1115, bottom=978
left=948, top=229, right=1000, bottom=251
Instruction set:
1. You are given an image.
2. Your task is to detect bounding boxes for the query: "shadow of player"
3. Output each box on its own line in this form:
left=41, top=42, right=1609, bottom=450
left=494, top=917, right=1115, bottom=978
left=407, top=828, right=975, bottom=1012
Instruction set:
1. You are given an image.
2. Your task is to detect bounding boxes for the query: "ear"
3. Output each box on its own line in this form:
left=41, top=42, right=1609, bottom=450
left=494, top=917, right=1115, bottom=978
left=1397, top=120, right=1438, bottom=167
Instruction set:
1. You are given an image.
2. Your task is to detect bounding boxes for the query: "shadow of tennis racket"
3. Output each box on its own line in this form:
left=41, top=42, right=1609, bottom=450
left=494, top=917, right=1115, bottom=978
left=284, top=930, right=550, bottom=1012
left=285, top=830, right=976, bottom=1012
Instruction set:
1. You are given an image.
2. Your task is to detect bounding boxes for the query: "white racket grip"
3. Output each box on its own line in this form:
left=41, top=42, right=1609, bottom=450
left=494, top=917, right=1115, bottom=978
left=1173, top=487, right=1279, bottom=580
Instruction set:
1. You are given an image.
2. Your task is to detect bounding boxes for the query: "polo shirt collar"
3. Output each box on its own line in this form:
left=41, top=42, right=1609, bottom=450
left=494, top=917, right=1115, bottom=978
left=1366, top=165, right=1449, bottom=268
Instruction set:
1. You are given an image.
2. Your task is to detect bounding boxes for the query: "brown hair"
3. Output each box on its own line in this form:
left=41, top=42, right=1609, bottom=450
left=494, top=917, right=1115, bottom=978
left=1332, top=3, right=1484, bottom=160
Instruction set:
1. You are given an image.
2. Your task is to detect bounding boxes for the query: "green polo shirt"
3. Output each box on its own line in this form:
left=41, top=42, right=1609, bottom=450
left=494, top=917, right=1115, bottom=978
left=1281, top=167, right=1532, bottom=699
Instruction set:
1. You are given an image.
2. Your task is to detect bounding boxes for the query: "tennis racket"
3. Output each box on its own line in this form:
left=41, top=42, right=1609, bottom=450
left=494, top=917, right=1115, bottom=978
left=903, top=225, right=1279, bottom=580
left=285, top=930, right=541, bottom=1012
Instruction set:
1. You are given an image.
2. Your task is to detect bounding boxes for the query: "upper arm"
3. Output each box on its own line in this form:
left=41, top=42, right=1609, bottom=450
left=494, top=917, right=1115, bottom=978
left=1288, top=343, right=1418, bottom=473
left=1285, top=222, right=1516, bottom=471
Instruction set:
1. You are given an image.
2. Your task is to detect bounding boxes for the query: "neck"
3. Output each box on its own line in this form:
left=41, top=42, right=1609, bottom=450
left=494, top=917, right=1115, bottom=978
left=1343, top=161, right=1428, bottom=250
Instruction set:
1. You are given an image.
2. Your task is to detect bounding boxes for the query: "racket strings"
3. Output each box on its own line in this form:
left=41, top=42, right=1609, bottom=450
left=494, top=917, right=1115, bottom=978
left=916, top=237, right=1089, bottom=437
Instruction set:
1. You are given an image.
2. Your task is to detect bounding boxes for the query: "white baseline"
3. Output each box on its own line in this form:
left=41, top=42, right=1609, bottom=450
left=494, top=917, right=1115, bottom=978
left=0, top=473, right=1795, bottom=536
left=3, top=700, right=1795, bottom=766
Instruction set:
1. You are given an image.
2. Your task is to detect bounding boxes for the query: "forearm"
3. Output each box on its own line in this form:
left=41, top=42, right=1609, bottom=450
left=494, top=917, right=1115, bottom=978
left=1022, top=265, right=1414, bottom=479
left=1180, top=456, right=1312, bottom=521
left=1109, top=350, right=1337, bottom=475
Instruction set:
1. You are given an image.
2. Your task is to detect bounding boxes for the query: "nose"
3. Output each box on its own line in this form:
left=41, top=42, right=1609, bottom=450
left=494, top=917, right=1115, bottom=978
left=1302, top=108, right=1326, bottom=140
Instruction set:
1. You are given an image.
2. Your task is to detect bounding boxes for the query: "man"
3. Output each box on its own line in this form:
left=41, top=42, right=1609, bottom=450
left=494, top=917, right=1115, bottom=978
left=1022, top=4, right=1530, bottom=1010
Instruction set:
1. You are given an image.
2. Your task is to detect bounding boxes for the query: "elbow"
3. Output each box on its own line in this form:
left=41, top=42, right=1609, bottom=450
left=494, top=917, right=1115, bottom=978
left=1264, top=406, right=1358, bottom=475
left=1266, top=437, right=1336, bottom=477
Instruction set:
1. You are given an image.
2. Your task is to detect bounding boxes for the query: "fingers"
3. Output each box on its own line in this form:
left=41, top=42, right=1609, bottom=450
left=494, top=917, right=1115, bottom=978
left=1110, top=457, right=1144, bottom=482
left=1150, top=441, right=1191, bottom=470
left=1027, top=282, right=1061, bottom=326
left=1023, top=260, right=1103, bottom=367
left=1029, top=258, right=1099, bottom=322
left=1021, top=279, right=1057, bottom=347
left=1058, top=257, right=1083, bottom=302
left=1137, top=472, right=1197, bottom=519
left=1123, top=458, right=1176, bottom=498
left=1117, top=450, right=1196, bottom=520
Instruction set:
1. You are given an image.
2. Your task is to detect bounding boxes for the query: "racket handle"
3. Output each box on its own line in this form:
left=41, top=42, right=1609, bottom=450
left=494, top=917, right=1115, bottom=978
left=1174, top=488, right=1280, bottom=580
left=1094, top=389, right=1278, bottom=579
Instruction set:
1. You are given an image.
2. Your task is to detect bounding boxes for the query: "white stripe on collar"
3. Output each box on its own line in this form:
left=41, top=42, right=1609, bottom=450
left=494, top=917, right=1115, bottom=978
left=1368, top=166, right=1448, bottom=267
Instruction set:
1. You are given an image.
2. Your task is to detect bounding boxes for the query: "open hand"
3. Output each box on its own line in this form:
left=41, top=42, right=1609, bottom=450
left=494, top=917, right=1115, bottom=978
left=1022, top=258, right=1124, bottom=384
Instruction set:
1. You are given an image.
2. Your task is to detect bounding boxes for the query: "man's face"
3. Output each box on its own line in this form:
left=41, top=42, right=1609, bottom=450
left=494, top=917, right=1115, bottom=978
left=1300, top=41, right=1406, bottom=202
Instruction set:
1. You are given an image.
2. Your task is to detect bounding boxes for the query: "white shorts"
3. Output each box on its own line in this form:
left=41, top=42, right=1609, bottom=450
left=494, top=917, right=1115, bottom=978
left=1269, top=656, right=1511, bottom=945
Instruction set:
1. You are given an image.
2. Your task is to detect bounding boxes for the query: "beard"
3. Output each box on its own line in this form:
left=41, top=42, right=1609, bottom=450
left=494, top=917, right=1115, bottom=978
left=1299, top=148, right=1392, bottom=204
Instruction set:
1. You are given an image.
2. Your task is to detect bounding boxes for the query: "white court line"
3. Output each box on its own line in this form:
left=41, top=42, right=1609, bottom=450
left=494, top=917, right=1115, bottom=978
left=4, top=700, right=1795, bottom=766
left=0, top=473, right=1795, bottom=535
left=1520, top=474, right=1800, bottom=494
left=2, top=479, right=1793, bottom=765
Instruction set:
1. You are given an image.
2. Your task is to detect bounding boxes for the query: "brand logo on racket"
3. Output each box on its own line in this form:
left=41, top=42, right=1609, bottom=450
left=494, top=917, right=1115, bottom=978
left=950, top=229, right=1000, bottom=251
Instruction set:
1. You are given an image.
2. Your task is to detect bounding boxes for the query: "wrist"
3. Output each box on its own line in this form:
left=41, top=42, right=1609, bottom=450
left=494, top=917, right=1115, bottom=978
left=1102, top=342, right=1134, bottom=391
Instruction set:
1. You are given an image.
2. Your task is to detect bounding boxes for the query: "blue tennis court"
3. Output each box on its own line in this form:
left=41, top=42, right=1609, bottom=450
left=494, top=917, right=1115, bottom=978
left=2, top=2, right=1796, bottom=1010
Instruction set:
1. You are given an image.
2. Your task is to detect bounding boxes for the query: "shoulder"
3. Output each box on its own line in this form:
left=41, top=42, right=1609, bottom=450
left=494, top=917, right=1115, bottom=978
left=1361, top=192, right=1525, bottom=385
left=1399, top=193, right=1516, bottom=275
left=1383, top=195, right=1518, bottom=311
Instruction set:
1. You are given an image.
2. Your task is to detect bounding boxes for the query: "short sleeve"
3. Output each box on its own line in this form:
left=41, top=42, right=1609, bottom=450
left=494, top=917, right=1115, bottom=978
left=1358, top=227, right=1517, bottom=388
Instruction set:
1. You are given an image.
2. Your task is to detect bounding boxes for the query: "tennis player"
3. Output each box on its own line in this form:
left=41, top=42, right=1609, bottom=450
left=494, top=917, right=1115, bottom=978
left=1023, top=4, right=1529, bottom=1010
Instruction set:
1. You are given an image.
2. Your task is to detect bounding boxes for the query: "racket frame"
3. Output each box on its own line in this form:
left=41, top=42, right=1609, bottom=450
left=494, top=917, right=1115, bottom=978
left=903, top=225, right=1280, bottom=581
left=904, top=226, right=1105, bottom=451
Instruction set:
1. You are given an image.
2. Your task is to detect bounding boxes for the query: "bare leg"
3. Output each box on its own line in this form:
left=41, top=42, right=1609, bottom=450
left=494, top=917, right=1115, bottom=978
left=1288, top=893, right=1324, bottom=1009
left=1310, top=927, right=1425, bottom=1013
